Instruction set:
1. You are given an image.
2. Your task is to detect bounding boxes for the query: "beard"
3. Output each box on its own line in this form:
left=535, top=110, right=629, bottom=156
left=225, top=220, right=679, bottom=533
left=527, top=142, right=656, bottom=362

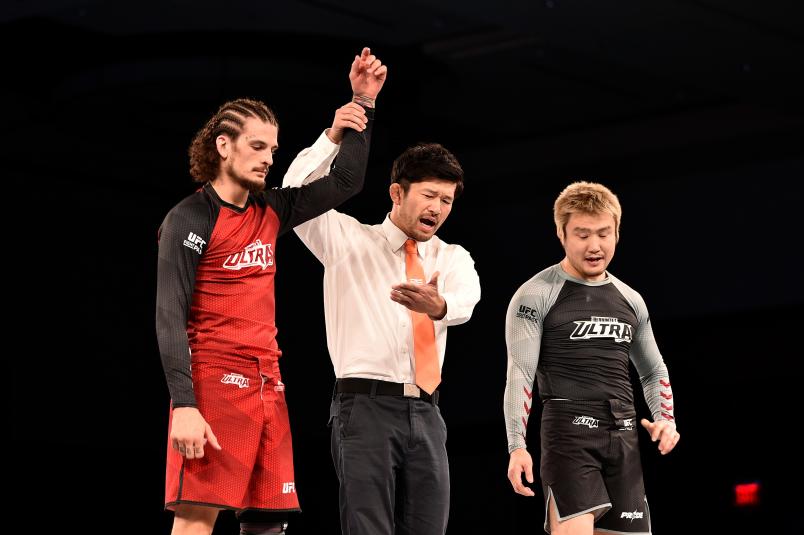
left=228, top=166, right=267, bottom=194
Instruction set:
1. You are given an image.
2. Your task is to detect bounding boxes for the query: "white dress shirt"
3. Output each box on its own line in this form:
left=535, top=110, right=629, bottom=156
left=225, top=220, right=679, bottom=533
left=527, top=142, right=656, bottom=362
left=283, top=131, right=481, bottom=383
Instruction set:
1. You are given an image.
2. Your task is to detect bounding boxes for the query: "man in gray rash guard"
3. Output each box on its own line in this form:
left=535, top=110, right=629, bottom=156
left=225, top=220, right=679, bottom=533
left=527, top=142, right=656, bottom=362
left=504, top=181, right=680, bottom=535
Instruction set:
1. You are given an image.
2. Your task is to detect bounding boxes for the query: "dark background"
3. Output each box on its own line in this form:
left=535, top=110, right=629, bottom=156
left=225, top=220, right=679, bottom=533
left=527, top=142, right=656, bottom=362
left=7, top=1, right=803, bottom=533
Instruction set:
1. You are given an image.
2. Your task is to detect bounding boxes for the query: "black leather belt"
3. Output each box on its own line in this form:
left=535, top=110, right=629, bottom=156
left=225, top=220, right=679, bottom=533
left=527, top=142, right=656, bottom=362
left=335, top=378, right=439, bottom=404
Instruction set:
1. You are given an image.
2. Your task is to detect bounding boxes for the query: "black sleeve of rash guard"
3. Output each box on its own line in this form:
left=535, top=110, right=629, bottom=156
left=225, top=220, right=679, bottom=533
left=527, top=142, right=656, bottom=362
left=155, top=192, right=218, bottom=408
left=265, top=106, right=374, bottom=236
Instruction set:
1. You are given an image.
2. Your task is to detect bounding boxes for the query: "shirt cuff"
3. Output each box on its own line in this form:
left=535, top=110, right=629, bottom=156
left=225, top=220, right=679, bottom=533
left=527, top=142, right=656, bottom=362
left=283, top=130, right=341, bottom=188
left=436, top=292, right=464, bottom=325
left=302, top=129, right=341, bottom=181
left=314, top=129, right=341, bottom=154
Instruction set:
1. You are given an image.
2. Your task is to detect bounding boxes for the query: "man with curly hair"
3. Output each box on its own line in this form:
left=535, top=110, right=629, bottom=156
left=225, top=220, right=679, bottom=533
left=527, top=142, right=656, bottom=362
left=156, top=48, right=387, bottom=535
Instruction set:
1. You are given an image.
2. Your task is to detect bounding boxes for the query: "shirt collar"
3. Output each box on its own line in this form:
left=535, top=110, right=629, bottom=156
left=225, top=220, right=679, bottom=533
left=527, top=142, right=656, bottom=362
left=382, top=214, right=427, bottom=257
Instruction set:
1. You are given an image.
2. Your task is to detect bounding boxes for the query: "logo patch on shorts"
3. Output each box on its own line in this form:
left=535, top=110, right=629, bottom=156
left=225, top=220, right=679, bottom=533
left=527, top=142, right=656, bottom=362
left=282, top=482, right=296, bottom=494
left=221, top=373, right=250, bottom=388
left=619, top=418, right=635, bottom=431
left=572, top=415, right=599, bottom=428
left=620, top=510, right=644, bottom=521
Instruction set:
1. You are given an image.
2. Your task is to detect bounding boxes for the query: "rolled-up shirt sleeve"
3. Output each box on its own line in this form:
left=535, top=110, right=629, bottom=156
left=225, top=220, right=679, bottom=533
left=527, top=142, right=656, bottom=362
left=436, top=245, right=481, bottom=326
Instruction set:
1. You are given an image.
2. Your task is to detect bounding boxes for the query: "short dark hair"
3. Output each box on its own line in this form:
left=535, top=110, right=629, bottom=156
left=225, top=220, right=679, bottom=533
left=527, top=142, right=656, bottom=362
left=188, top=98, right=278, bottom=183
left=390, top=143, right=464, bottom=197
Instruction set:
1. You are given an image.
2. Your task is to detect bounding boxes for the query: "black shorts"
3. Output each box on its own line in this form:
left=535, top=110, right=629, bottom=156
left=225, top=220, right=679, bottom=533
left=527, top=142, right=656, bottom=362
left=540, top=399, right=651, bottom=534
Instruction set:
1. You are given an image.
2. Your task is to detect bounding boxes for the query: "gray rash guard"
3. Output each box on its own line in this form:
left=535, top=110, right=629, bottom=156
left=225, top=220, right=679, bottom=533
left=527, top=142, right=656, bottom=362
left=504, top=264, right=675, bottom=453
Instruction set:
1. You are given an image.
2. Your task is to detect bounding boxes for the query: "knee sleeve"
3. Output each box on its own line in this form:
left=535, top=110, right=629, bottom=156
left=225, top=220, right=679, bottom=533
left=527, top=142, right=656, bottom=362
left=239, top=521, right=287, bottom=535
left=238, top=511, right=289, bottom=535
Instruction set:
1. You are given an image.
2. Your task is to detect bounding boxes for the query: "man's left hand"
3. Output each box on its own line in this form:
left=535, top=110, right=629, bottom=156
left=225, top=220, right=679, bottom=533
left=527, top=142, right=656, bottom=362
left=350, top=46, right=388, bottom=102
left=391, top=271, right=446, bottom=320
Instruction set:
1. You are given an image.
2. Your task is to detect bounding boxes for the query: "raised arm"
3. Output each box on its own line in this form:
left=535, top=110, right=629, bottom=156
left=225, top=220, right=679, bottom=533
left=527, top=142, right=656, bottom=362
left=268, top=47, right=387, bottom=234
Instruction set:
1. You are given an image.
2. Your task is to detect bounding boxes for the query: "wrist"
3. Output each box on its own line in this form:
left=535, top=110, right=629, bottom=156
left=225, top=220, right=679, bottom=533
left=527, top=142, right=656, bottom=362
left=325, top=127, right=342, bottom=144
left=352, top=93, right=376, bottom=108
left=173, top=405, right=200, bottom=413
left=428, top=298, right=447, bottom=321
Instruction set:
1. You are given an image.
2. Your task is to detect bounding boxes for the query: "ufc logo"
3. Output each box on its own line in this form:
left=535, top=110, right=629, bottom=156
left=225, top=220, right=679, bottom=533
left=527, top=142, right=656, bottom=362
left=187, top=232, right=206, bottom=247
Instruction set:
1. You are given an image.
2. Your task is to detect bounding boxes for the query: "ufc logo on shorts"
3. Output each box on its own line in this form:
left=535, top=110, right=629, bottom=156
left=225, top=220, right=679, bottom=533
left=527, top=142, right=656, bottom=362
left=282, top=482, right=296, bottom=494
left=620, top=418, right=635, bottom=430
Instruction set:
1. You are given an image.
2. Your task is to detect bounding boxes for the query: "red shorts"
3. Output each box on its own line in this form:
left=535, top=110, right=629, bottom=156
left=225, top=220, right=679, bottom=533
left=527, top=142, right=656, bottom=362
left=165, top=359, right=300, bottom=513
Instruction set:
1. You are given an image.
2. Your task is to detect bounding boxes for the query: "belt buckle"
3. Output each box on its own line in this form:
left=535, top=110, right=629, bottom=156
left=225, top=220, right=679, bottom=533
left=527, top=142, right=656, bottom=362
left=403, top=383, right=421, bottom=398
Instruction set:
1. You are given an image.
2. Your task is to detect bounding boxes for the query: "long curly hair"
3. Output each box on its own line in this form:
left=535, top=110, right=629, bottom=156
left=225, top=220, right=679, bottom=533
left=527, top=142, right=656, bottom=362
left=188, top=98, right=278, bottom=183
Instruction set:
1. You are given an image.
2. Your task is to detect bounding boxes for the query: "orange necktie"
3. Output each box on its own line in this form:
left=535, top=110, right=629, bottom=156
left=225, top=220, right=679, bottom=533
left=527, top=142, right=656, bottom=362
left=404, top=239, right=441, bottom=394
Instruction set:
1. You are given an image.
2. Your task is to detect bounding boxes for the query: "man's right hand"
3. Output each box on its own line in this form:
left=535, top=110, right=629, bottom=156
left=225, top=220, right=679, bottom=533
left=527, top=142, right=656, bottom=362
left=170, top=407, right=222, bottom=460
left=507, top=447, right=536, bottom=496
left=326, top=102, right=369, bottom=144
